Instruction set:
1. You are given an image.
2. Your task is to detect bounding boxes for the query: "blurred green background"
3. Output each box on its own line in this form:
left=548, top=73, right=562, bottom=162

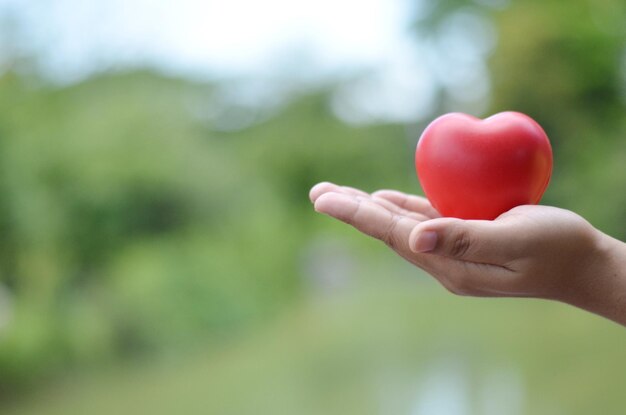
left=0, top=0, right=625, bottom=414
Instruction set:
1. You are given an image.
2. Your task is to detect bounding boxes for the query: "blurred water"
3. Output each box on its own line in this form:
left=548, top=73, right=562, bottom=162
left=410, top=359, right=524, bottom=415
left=411, top=359, right=471, bottom=415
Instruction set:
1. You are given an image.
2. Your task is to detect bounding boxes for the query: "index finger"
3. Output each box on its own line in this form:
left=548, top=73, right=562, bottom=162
left=314, top=192, right=417, bottom=253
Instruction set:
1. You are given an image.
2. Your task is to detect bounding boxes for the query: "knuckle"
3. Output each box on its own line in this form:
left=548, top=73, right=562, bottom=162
left=381, top=214, right=401, bottom=249
left=449, top=229, right=472, bottom=259
left=346, top=199, right=364, bottom=225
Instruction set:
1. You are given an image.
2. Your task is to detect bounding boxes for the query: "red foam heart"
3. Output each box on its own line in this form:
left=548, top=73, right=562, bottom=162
left=415, top=112, right=553, bottom=220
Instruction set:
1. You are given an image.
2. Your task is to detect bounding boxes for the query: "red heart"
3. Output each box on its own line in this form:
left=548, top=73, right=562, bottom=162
left=415, top=112, right=553, bottom=220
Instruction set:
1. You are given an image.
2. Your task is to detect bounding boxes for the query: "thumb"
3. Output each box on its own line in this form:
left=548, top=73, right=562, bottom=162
left=409, top=218, right=515, bottom=264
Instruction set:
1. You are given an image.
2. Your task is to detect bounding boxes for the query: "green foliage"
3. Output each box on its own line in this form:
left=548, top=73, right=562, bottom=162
left=0, top=69, right=416, bottom=392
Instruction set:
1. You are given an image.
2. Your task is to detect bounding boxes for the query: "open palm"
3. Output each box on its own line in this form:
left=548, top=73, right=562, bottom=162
left=310, top=181, right=626, bottom=325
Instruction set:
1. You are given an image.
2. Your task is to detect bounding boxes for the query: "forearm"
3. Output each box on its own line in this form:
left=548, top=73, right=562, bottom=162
left=565, top=231, right=626, bottom=326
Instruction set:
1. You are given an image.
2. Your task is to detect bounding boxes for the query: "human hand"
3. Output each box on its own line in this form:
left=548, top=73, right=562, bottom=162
left=310, top=182, right=626, bottom=325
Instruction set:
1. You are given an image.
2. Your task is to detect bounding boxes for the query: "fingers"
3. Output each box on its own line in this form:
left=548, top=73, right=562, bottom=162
left=314, top=192, right=418, bottom=253
left=405, top=217, right=532, bottom=294
left=310, top=182, right=528, bottom=297
left=310, top=182, right=431, bottom=221
left=371, top=189, right=441, bottom=219
left=314, top=192, right=522, bottom=295
left=371, top=196, right=432, bottom=222
left=309, top=182, right=368, bottom=203
left=403, top=219, right=523, bottom=296
left=408, top=217, right=522, bottom=267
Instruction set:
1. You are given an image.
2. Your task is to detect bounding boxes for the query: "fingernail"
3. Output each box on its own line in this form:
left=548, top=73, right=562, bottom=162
left=414, top=231, right=438, bottom=253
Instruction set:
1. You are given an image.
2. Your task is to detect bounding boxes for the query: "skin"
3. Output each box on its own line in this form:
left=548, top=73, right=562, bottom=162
left=310, top=182, right=626, bottom=326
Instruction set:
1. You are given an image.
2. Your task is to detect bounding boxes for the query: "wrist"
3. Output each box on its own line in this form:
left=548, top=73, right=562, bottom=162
left=565, top=229, right=626, bottom=326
